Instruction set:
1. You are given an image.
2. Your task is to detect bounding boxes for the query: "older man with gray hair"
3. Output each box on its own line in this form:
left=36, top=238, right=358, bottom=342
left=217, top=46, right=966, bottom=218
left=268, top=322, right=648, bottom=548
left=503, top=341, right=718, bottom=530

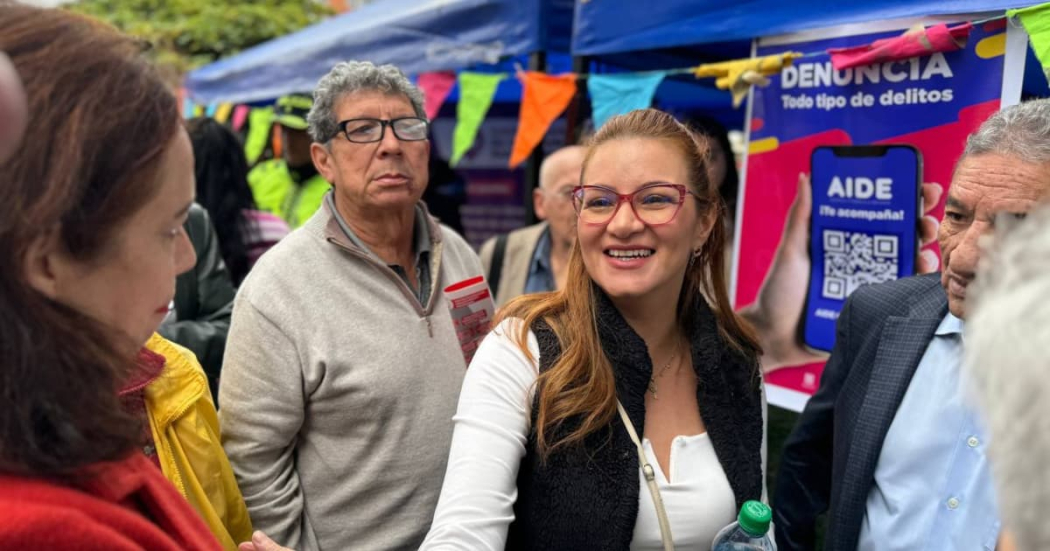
left=964, top=202, right=1050, bottom=551
left=219, top=61, right=485, bottom=551
left=775, top=98, right=1050, bottom=551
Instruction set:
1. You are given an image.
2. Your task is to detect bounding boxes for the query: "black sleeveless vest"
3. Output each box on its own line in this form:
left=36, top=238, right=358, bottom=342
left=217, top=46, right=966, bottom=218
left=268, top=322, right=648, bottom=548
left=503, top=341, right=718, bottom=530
left=505, top=289, right=764, bottom=551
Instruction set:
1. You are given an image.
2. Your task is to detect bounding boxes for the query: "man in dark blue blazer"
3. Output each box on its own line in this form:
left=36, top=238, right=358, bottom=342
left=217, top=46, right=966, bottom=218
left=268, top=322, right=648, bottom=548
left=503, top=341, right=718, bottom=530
left=774, top=99, right=1050, bottom=551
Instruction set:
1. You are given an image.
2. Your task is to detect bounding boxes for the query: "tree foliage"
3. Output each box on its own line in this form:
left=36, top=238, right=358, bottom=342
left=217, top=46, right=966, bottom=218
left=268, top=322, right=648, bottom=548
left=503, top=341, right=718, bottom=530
left=68, top=0, right=332, bottom=79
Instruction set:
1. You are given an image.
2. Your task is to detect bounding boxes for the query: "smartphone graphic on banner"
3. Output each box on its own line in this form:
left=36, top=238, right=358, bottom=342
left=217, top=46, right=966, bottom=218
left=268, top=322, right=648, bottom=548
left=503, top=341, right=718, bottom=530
left=801, top=145, right=922, bottom=352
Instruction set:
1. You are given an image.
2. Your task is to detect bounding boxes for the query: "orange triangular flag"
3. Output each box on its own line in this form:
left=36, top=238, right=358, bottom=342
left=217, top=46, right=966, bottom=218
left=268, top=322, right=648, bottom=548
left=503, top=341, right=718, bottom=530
left=509, top=71, right=577, bottom=168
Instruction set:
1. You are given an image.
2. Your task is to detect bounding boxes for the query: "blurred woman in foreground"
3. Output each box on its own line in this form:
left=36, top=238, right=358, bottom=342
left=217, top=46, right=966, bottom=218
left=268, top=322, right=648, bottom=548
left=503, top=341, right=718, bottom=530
left=0, top=5, right=266, bottom=549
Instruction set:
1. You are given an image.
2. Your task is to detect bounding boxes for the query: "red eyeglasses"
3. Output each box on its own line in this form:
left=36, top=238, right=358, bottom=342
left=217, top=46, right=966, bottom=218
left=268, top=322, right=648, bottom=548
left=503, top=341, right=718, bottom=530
left=572, top=183, right=698, bottom=226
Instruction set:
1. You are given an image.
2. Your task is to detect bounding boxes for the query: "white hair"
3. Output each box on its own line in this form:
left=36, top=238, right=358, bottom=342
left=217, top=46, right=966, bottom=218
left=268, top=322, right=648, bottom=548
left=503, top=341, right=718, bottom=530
left=964, top=202, right=1050, bottom=550
left=307, top=60, right=425, bottom=144
left=962, top=98, right=1050, bottom=163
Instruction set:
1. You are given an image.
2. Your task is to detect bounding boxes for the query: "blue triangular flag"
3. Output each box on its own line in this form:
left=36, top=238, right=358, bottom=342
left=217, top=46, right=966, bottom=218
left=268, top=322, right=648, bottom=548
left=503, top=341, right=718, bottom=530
left=588, top=72, right=667, bottom=129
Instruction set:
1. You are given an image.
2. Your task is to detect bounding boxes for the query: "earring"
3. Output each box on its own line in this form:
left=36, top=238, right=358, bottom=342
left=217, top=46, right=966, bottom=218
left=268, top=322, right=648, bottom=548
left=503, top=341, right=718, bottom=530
left=687, top=248, right=701, bottom=268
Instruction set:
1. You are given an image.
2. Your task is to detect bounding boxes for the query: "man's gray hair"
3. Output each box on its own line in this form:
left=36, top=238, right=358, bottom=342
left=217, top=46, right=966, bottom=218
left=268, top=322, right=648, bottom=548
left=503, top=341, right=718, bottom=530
left=962, top=98, right=1050, bottom=163
left=307, top=60, right=426, bottom=143
left=964, top=202, right=1050, bottom=551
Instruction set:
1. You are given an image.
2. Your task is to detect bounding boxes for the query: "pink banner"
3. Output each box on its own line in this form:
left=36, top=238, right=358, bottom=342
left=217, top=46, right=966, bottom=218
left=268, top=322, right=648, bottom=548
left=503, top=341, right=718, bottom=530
left=829, top=23, right=973, bottom=71
left=739, top=21, right=1010, bottom=411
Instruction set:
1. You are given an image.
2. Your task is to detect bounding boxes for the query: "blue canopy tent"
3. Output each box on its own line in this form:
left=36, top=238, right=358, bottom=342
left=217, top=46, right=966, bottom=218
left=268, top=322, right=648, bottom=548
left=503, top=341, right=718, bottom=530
left=184, top=0, right=576, bottom=240
left=573, top=0, right=1044, bottom=58
left=572, top=0, right=1048, bottom=128
left=184, top=0, right=574, bottom=104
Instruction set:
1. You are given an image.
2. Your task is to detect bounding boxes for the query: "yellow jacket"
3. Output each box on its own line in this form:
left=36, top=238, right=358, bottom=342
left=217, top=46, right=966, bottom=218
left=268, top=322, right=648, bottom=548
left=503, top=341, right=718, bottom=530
left=145, top=334, right=253, bottom=550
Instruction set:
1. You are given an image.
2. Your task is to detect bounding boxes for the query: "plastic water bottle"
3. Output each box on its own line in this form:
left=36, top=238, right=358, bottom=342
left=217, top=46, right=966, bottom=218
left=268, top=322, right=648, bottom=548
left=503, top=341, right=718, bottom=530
left=711, top=500, right=776, bottom=551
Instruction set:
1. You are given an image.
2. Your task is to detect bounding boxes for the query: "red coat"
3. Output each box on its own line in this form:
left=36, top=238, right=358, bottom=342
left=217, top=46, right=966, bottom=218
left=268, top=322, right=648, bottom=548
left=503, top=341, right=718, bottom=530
left=0, top=452, right=222, bottom=550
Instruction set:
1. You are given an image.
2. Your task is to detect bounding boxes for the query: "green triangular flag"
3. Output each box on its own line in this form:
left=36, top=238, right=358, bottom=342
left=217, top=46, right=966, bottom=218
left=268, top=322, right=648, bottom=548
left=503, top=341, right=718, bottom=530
left=450, top=72, right=506, bottom=166
left=244, top=106, right=274, bottom=166
left=1010, top=3, right=1050, bottom=81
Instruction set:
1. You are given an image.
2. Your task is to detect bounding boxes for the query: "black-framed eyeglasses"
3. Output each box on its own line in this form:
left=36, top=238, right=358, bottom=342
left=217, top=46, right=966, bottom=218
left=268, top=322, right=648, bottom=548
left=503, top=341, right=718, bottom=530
left=336, top=117, right=429, bottom=143
left=572, top=183, right=699, bottom=226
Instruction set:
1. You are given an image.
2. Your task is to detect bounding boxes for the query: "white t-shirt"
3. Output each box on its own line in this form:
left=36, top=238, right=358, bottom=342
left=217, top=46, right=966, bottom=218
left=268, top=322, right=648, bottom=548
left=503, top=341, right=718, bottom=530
left=421, top=319, right=768, bottom=551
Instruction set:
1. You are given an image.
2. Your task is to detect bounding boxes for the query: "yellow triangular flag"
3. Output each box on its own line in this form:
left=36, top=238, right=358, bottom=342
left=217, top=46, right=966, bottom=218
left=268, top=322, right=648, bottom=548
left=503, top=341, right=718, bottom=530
left=693, top=52, right=803, bottom=107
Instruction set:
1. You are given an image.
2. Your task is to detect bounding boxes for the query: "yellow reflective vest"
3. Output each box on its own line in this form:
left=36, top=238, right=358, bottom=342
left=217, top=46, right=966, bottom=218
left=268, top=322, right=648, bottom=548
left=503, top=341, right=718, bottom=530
left=144, top=334, right=254, bottom=550
left=248, top=159, right=330, bottom=228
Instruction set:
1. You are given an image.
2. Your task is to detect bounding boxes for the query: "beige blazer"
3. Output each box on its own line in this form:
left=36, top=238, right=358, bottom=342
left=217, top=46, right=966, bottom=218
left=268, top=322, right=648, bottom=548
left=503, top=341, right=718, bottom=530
left=478, top=222, right=549, bottom=308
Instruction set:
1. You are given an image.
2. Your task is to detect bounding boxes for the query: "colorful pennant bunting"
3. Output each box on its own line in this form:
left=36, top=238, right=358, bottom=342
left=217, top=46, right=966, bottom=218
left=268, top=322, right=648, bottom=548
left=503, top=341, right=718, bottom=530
left=1009, top=3, right=1050, bottom=79
left=587, top=72, right=667, bottom=130
left=829, top=23, right=973, bottom=71
left=509, top=71, right=577, bottom=168
left=182, top=97, right=196, bottom=119
left=231, top=105, right=251, bottom=132
left=418, top=71, right=458, bottom=120
left=693, top=52, right=803, bottom=107
left=185, top=9, right=1008, bottom=172
left=214, top=103, right=234, bottom=124
left=451, top=72, right=506, bottom=166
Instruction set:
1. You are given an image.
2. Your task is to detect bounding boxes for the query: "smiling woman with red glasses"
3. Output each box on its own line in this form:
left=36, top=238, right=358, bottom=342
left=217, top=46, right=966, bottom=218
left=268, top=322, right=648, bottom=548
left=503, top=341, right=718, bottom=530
left=423, top=109, right=767, bottom=551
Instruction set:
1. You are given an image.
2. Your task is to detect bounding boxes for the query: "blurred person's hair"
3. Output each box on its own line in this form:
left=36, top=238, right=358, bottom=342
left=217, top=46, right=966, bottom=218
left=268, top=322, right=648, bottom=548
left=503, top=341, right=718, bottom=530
left=962, top=98, right=1050, bottom=164
left=307, top=60, right=426, bottom=144
left=187, top=117, right=258, bottom=285
left=964, top=202, right=1050, bottom=551
left=498, top=108, right=760, bottom=459
left=0, top=3, right=179, bottom=479
left=686, top=115, right=740, bottom=215
left=0, top=52, right=27, bottom=163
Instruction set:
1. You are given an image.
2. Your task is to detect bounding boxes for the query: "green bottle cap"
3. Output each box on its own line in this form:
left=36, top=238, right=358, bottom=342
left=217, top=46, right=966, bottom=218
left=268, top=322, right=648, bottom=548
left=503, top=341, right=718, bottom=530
left=738, top=500, right=772, bottom=537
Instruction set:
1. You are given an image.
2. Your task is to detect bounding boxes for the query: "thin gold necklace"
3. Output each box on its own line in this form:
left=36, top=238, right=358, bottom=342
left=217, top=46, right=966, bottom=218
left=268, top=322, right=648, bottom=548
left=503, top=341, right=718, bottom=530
left=647, top=343, right=681, bottom=400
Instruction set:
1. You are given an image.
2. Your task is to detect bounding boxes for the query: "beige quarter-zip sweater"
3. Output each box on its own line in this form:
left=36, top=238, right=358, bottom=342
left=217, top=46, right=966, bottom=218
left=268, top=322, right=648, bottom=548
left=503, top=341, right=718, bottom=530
left=219, top=200, right=485, bottom=551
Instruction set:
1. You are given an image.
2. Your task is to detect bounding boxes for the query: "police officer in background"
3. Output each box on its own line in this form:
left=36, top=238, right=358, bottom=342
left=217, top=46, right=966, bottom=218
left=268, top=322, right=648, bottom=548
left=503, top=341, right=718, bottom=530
left=248, top=93, right=331, bottom=228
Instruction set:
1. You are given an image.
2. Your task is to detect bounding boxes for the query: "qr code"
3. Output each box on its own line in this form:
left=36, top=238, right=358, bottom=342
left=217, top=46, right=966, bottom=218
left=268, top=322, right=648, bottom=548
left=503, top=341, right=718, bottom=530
left=822, top=230, right=899, bottom=300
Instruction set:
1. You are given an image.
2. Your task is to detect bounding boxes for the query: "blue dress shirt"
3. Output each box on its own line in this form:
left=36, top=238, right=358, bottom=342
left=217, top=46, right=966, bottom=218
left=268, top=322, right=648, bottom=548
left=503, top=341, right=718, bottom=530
left=522, top=227, right=554, bottom=295
left=858, top=312, right=1000, bottom=551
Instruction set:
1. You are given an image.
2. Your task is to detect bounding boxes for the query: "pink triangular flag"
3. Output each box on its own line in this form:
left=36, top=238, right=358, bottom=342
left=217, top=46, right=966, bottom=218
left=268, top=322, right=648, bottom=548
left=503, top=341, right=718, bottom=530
left=231, top=104, right=251, bottom=132
left=829, top=23, right=973, bottom=71
left=418, top=71, right=457, bottom=120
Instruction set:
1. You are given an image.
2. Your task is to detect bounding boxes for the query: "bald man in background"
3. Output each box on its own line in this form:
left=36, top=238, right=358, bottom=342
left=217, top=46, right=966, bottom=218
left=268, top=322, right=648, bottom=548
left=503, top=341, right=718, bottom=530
left=479, top=145, right=586, bottom=307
